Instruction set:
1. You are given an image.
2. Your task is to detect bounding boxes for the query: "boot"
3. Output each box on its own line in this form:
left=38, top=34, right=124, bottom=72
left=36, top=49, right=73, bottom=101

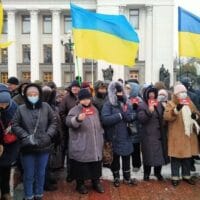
left=123, top=171, right=137, bottom=186
left=92, top=179, right=104, bottom=193
left=1, top=194, right=12, bottom=200
left=143, top=165, right=151, bottom=181
left=76, top=180, right=88, bottom=194
left=113, top=171, right=120, bottom=187
left=154, top=166, right=164, bottom=181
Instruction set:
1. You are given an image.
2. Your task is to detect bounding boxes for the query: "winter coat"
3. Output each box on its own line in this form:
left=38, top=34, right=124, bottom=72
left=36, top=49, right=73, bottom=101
left=12, top=83, right=57, bottom=154
left=128, top=82, right=142, bottom=144
left=66, top=104, right=104, bottom=163
left=0, top=100, right=18, bottom=167
left=163, top=95, right=199, bottom=158
left=137, top=101, right=167, bottom=166
left=101, top=81, right=134, bottom=156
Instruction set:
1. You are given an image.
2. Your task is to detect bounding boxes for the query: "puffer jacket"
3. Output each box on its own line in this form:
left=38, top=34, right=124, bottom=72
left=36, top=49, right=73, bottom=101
left=12, top=83, right=57, bottom=154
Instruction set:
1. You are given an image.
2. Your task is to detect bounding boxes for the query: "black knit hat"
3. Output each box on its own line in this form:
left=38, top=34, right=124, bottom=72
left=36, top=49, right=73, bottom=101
left=78, top=89, right=92, bottom=100
left=7, top=77, right=19, bottom=85
left=70, top=80, right=80, bottom=88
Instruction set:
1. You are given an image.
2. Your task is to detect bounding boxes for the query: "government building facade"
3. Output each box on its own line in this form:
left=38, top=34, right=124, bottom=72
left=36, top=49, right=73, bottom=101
left=1, top=0, right=178, bottom=87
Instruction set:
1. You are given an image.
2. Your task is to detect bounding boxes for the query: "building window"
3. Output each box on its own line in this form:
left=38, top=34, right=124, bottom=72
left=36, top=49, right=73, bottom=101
left=43, top=72, right=52, bottom=82
left=1, top=48, right=8, bottom=64
left=22, top=72, right=31, bottom=81
left=22, top=44, right=31, bottom=64
left=43, top=16, right=52, bottom=34
left=43, top=44, right=52, bottom=64
left=64, top=71, right=74, bottom=84
left=1, top=72, right=8, bottom=83
left=64, top=16, right=72, bottom=33
left=22, top=15, right=30, bottom=34
left=129, top=9, right=139, bottom=29
left=3, top=15, right=7, bottom=34
left=65, top=46, right=73, bottom=63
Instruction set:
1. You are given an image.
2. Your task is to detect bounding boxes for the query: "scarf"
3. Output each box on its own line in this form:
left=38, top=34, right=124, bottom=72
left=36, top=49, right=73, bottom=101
left=182, top=105, right=200, bottom=137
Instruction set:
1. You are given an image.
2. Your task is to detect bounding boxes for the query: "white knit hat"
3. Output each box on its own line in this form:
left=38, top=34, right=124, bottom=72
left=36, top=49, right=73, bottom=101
left=174, top=84, right=187, bottom=95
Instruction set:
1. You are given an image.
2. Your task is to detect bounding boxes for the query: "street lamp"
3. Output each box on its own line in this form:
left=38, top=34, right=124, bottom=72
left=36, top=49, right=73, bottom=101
left=61, top=32, right=74, bottom=83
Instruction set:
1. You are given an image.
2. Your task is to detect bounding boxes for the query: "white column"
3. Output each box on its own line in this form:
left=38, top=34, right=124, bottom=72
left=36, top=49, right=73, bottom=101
left=145, top=6, right=153, bottom=84
left=30, top=10, right=40, bottom=82
left=52, top=10, right=62, bottom=87
left=7, top=10, right=17, bottom=77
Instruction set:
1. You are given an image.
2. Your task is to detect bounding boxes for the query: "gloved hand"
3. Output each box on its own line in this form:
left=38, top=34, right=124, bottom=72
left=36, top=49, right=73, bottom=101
left=121, top=112, right=129, bottom=121
left=0, top=145, right=4, bottom=157
left=191, top=112, right=197, bottom=120
left=132, top=103, right=138, bottom=110
left=176, top=104, right=183, bottom=111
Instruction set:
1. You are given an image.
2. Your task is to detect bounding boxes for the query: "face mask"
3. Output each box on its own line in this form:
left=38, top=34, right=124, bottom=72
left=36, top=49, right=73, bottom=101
left=28, top=96, right=39, bottom=104
left=178, top=92, right=187, bottom=99
left=117, top=95, right=124, bottom=102
left=97, top=92, right=107, bottom=99
left=157, top=95, right=167, bottom=102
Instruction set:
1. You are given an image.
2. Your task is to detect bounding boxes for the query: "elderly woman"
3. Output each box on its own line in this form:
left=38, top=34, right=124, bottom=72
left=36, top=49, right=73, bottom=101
left=164, top=83, right=199, bottom=187
left=12, top=83, right=57, bottom=200
left=66, top=89, right=104, bottom=194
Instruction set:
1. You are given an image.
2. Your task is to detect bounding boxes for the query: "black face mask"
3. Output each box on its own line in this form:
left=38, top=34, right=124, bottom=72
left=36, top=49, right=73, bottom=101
left=96, top=92, right=107, bottom=99
left=116, top=95, right=124, bottom=102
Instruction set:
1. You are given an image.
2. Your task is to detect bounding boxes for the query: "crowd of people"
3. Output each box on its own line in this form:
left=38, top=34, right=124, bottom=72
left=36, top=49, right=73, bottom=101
left=0, top=76, right=200, bottom=200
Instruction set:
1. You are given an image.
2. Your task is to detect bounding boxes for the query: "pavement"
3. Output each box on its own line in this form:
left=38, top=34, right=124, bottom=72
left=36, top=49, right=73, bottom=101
left=14, top=163, right=200, bottom=200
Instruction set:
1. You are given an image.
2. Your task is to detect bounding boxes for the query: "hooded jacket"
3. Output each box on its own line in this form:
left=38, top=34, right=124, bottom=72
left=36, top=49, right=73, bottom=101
left=101, top=81, right=134, bottom=156
left=12, top=83, right=57, bottom=154
left=0, top=84, right=18, bottom=166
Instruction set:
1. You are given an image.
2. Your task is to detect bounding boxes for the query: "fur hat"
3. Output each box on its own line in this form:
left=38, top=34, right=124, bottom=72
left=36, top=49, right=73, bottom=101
left=78, top=89, right=92, bottom=100
left=174, top=84, right=187, bottom=95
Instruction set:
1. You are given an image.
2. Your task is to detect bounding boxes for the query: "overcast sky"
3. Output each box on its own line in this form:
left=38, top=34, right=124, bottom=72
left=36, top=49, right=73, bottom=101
left=177, top=0, right=200, bottom=16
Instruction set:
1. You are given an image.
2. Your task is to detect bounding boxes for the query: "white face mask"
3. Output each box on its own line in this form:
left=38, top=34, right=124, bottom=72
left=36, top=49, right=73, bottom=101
left=178, top=92, right=187, bottom=99
left=157, top=95, right=167, bottom=102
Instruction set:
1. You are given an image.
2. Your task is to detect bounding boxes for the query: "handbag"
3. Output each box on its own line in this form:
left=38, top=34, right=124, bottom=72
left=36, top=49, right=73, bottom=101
left=0, top=120, right=17, bottom=144
left=102, top=141, right=113, bottom=166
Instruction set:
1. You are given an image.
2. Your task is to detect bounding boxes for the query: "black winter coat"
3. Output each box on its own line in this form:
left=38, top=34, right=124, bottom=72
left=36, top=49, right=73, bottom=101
left=12, top=102, right=57, bottom=154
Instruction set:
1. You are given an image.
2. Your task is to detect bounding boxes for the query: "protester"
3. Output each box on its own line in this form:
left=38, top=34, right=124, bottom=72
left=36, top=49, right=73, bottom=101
left=12, top=83, right=57, bottom=200
left=164, top=83, right=200, bottom=186
left=7, top=77, right=19, bottom=98
left=126, top=82, right=142, bottom=172
left=66, top=89, right=104, bottom=194
left=0, top=84, right=18, bottom=200
left=101, top=81, right=136, bottom=187
left=13, top=81, right=29, bottom=105
left=59, top=80, right=81, bottom=182
left=137, top=85, right=168, bottom=181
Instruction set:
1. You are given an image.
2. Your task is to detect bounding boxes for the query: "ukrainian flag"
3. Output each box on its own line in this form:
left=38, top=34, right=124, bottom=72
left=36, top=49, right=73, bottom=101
left=179, top=7, right=200, bottom=58
left=70, top=4, right=139, bottom=67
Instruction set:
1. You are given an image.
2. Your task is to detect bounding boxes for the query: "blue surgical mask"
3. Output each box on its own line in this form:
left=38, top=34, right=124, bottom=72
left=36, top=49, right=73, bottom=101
left=178, top=92, right=187, bottom=99
left=27, top=96, right=39, bottom=104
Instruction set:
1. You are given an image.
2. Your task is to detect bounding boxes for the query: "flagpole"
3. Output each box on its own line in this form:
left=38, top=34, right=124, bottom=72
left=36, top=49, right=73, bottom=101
left=91, top=59, right=94, bottom=86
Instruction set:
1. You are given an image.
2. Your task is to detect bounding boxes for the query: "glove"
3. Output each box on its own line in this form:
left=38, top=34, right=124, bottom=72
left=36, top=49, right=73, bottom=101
left=121, top=112, right=129, bottom=121
left=132, top=103, right=138, bottom=110
left=176, top=104, right=183, bottom=111
left=0, top=145, right=4, bottom=157
left=191, top=112, right=197, bottom=120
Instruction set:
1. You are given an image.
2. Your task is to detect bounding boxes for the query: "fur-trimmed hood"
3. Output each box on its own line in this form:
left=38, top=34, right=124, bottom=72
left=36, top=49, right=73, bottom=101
left=108, top=81, right=127, bottom=106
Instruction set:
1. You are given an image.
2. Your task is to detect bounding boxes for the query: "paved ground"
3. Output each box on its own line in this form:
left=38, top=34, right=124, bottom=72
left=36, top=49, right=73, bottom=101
left=14, top=163, right=200, bottom=200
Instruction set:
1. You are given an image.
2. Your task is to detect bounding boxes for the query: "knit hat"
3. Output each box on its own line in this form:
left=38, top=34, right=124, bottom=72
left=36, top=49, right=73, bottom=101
left=0, top=84, right=11, bottom=103
left=78, top=89, right=92, bottom=100
left=7, top=77, right=19, bottom=85
left=70, top=80, right=80, bottom=88
left=174, top=84, right=187, bottom=95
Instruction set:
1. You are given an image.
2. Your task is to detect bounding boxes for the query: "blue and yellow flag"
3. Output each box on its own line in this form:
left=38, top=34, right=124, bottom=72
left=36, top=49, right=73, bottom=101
left=179, top=7, right=200, bottom=58
left=70, top=4, right=139, bottom=67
